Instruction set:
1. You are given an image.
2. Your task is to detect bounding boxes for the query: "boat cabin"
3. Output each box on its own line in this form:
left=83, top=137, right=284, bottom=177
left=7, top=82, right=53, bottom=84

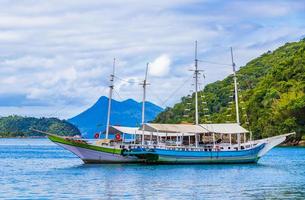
left=110, top=123, right=253, bottom=151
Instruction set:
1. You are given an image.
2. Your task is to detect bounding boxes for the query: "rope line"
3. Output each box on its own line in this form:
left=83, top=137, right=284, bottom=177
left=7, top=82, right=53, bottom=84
left=198, top=59, right=231, bottom=66
left=114, top=75, right=141, bottom=84
left=159, top=75, right=193, bottom=107
left=113, top=88, right=141, bottom=126
left=148, top=89, right=166, bottom=106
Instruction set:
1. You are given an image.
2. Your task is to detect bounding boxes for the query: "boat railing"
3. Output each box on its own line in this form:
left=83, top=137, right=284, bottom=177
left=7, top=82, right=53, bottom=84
left=122, top=140, right=261, bottom=151
left=118, top=144, right=240, bottom=152
left=77, top=138, right=257, bottom=151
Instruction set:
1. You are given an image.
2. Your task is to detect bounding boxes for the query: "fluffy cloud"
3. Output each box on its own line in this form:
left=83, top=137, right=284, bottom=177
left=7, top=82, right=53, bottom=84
left=149, top=54, right=171, bottom=77
left=0, top=0, right=304, bottom=118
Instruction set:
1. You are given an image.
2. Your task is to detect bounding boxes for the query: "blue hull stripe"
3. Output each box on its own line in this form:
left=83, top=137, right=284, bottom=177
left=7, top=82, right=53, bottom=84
left=154, top=143, right=264, bottom=158
left=134, top=143, right=265, bottom=164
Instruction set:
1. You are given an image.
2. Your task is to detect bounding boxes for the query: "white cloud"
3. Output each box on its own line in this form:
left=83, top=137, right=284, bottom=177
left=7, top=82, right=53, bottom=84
left=229, top=1, right=304, bottom=18
left=0, top=0, right=304, bottom=118
left=149, top=54, right=171, bottom=77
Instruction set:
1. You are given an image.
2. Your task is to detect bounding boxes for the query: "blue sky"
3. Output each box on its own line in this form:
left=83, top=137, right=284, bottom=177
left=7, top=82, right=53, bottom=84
left=0, top=0, right=304, bottom=119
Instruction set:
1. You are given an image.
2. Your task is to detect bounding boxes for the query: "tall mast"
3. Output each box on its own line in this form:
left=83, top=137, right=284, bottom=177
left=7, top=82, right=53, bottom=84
left=231, top=47, right=240, bottom=124
left=194, top=41, right=200, bottom=148
left=141, top=63, right=149, bottom=145
left=231, top=47, right=241, bottom=149
left=105, top=58, right=115, bottom=139
left=195, top=41, right=199, bottom=125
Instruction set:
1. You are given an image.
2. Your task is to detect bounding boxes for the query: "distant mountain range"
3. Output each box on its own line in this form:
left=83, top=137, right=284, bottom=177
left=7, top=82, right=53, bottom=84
left=68, top=96, right=163, bottom=138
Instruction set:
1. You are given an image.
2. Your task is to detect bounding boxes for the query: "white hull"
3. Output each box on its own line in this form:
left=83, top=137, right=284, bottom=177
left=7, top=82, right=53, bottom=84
left=255, top=133, right=294, bottom=157
left=55, top=142, right=140, bottom=164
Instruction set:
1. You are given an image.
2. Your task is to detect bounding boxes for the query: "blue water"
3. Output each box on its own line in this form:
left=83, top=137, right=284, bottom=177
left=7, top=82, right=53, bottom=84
left=0, top=139, right=304, bottom=200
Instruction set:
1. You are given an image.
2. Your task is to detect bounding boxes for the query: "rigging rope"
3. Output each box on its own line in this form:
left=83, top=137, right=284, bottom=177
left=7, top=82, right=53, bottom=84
left=113, top=88, right=141, bottom=126
left=159, top=75, right=193, bottom=107
left=114, top=75, right=141, bottom=84
left=198, top=59, right=231, bottom=66
left=114, top=73, right=194, bottom=108
left=113, top=88, right=123, bottom=100
left=148, top=89, right=167, bottom=106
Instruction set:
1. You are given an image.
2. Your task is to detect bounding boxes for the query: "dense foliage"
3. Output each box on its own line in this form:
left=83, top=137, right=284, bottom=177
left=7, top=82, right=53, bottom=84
left=0, top=115, right=81, bottom=137
left=154, top=39, right=305, bottom=142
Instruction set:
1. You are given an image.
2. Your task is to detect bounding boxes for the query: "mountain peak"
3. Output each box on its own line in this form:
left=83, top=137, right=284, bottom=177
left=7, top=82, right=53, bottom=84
left=98, top=96, right=108, bottom=101
left=68, top=96, right=163, bottom=138
left=122, top=98, right=138, bottom=103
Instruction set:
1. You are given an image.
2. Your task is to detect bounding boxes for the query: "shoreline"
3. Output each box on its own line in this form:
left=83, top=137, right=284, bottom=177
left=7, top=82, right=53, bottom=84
left=279, top=140, right=305, bottom=147
left=0, top=136, right=48, bottom=139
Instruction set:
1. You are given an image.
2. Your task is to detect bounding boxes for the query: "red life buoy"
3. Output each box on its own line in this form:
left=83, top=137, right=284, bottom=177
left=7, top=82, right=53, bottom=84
left=115, top=133, right=121, bottom=140
left=94, top=133, right=100, bottom=139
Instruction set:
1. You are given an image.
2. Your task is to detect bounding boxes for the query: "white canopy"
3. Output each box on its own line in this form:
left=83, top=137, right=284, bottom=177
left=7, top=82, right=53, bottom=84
left=200, top=123, right=249, bottom=134
left=110, top=125, right=194, bottom=136
left=110, top=126, right=138, bottom=134
left=143, top=123, right=207, bottom=133
left=110, top=123, right=248, bottom=136
left=110, top=126, right=151, bottom=136
left=142, top=123, right=248, bottom=134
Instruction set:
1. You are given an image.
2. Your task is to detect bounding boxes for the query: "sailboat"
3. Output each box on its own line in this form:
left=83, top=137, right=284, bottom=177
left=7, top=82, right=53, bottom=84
left=122, top=42, right=295, bottom=164
left=38, top=42, right=294, bottom=164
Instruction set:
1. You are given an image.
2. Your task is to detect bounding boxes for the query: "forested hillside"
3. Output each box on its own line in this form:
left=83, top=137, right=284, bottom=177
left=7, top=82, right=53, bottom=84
left=0, top=116, right=80, bottom=137
left=154, top=39, right=305, bottom=143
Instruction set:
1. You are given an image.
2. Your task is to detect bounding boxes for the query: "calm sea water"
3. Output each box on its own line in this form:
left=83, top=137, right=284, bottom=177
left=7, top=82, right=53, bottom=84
left=0, top=139, right=304, bottom=200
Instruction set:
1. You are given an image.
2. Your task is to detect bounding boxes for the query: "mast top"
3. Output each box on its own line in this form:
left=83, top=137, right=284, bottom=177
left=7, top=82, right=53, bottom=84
left=230, top=47, right=236, bottom=73
left=141, top=63, right=149, bottom=145
left=144, top=63, right=148, bottom=84
left=105, top=58, right=116, bottom=139
left=195, top=40, right=198, bottom=66
left=110, top=58, right=115, bottom=86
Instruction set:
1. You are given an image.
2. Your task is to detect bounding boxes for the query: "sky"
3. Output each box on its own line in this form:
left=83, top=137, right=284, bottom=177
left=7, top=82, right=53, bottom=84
left=0, top=0, right=304, bottom=119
